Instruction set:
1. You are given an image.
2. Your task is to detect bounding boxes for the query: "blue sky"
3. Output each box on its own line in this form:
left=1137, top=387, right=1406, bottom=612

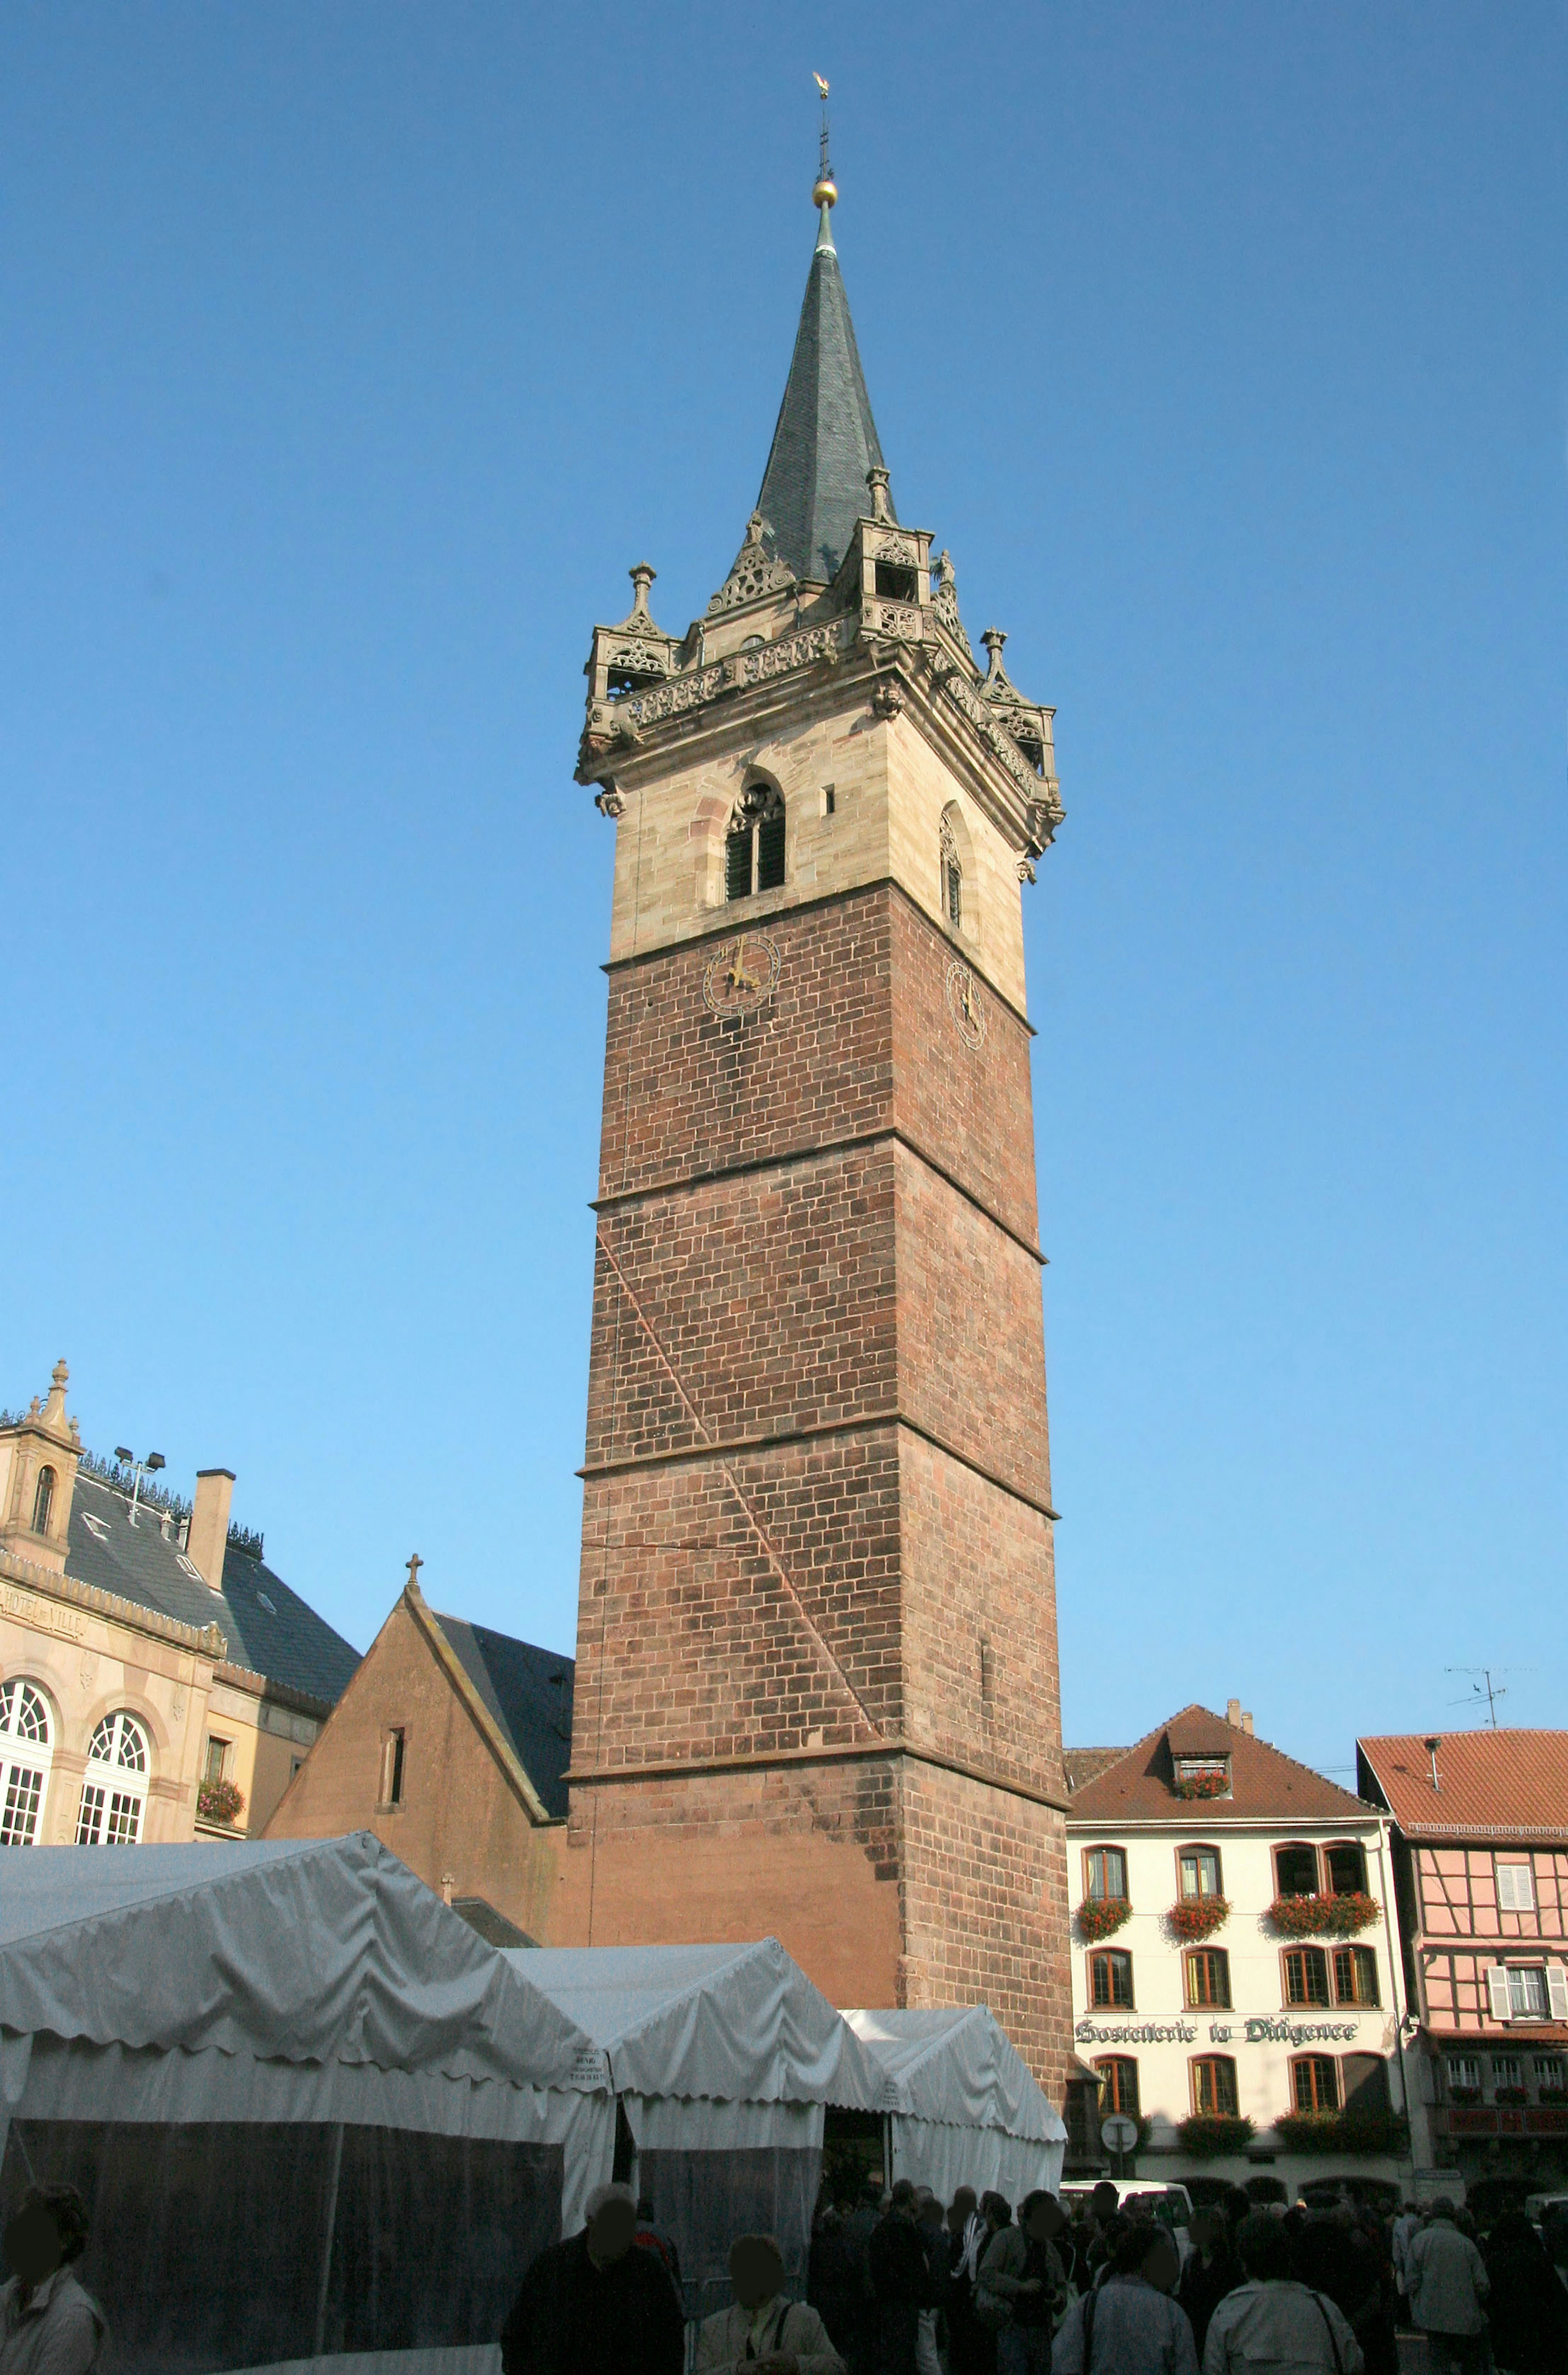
left=3, top=4, right=1563, bottom=1773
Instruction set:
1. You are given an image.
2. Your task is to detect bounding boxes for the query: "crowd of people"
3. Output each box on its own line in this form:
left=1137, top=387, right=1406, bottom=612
left=492, top=2172, right=1568, bottom=2375
left=3, top=2167, right=1568, bottom=2375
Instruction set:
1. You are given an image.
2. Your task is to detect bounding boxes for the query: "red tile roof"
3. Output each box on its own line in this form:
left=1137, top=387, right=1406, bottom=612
left=1067, top=1704, right=1370, bottom=1825
left=1357, top=1731, right=1568, bottom=1841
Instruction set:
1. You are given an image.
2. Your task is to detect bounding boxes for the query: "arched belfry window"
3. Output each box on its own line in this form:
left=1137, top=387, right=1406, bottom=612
left=940, top=816, right=962, bottom=928
left=31, top=1468, right=55, bottom=1537
left=726, top=781, right=785, bottom=901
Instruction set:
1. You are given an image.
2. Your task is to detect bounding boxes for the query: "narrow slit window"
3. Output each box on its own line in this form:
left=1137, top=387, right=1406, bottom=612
left=31, top=1468, right=54, bottom=1535
left=382, top=1728, right=407, bottom=1808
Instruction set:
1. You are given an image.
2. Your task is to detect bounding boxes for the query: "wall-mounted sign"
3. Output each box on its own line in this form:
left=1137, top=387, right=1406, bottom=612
left=1075, top=2021, right=1198, bottom=2046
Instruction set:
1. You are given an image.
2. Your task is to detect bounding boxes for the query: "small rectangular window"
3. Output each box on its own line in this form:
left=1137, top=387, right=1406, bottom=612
left=1497, top=1861, right=1536, bottom=1912
left=1191, top=2056, right=1238, bottom=2116
left=1533, top=2057, right=1566, bottom=2094
left=1509, top=1966, right=1549, bottom=2019
left=1285, top=1948, right=1331, bottom=2007
left=1085, top=1846, right=1127, bottom=1902
left=1094, top=2056, right=1139, bottom=2117
left=1491, top=2055, right=1523, bottom=2091
left=1275, top=1845, right=1321, bottom=1898
left=1292, top=2056, right=1340, bottom=2114
left=1446, top=2056, right=1481, bottom=2094
left=1179, top=1846, right=1222, bottom=1900
left=1090, top=1951, right=1134, bottom=2009
left=1185, top=1949, right=1232, bottom=2009
left=820, top=785, right=836, bottom=817
left=1333, top=1946, right=1380, bottom=2008
left=203, top=1737, right=229, bottom=1786
left=1325, top=1844, right=1367, bottom=1896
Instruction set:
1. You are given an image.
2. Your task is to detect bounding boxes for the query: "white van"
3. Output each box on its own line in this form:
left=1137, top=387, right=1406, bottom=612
left=1058, top=2179, right=1195, bottom=2258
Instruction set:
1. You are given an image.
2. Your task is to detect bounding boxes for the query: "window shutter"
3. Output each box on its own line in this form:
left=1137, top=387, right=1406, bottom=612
left=1548, top=1965, right=1568, bottom=2020
left=726, top=828, right=753, bottom=901
left=1488, top=1965, right=1512, bottom=2022
left=756, top=807, right=785, bottom=891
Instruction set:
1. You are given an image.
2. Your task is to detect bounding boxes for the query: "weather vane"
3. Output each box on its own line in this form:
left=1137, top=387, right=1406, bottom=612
left=812, top=73, right=836, bottom=213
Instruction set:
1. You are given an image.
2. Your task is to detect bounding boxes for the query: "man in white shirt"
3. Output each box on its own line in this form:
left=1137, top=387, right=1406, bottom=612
left=1204, top=2212, right=1362, bottom=2375
left=695, top=2234, right=846, bottom=2375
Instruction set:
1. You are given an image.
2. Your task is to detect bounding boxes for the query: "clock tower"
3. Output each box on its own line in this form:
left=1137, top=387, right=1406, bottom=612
left=560, top=171, right=1073, bottom=2090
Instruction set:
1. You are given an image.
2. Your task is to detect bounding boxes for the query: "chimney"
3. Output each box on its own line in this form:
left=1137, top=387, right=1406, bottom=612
left=1227, top=1698, right=1242, bottom=1727
left=187, top=1468, right=235, bottom=1591
left=1243, top=1710, right=1254, bottom=1735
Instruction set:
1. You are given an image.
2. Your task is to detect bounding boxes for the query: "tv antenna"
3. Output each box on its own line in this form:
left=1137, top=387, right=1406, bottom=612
left=1445, top=1666, right=1529, bottom=1727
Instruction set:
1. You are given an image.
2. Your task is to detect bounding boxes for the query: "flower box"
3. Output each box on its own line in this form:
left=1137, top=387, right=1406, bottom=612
left=1275, top=2109, right=1410, bottom=2156
left=1176, top=2114, right=1254, bottom=2158
left=1167, top=1896, right=1231, bottom=1943
left=197, top=1778, right=246, bottom=1826
left=1494, top=2088, right=1528, bottom=2106
left=1076, top=1898, right=1133, bottom=1943
left=1171, top=1773, right=1230, bottom=1801
left=1267, top=1890, right=1379, bottom=1938
left=1446, top=2087, right=1482, bottom=2105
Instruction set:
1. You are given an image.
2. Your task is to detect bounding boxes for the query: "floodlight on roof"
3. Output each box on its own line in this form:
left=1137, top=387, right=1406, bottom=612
left=147, top=1453, right=165, bottom=1471
left=115, top=1447, right=133, bottom=1466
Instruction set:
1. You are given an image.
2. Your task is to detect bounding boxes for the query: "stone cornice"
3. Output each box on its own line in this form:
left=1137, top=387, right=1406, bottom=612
left=212, top=1660, right=335, bottom=1720
left=580, top=613, right=1062, bottom=866
left=0, top=1542, right=227, bottom=1658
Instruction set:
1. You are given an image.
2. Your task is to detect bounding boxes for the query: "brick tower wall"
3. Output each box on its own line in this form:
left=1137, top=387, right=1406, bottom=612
left=557, top=879, right=1071, bottom=2092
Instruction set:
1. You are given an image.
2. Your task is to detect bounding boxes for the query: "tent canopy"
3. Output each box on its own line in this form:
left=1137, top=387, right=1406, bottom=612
left=0, top=1834, right=601, bottom=2093
left=510, top=1940, right=895, bottom=2111
left=844, top=2008, right=1067, bottom=2143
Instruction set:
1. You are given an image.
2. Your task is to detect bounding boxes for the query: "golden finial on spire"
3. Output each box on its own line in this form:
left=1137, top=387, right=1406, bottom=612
left=812, top=73, right=837, bottom=211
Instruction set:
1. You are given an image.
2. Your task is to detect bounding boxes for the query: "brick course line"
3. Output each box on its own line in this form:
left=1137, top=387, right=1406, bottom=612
left=592, top=1124, right=1046, bottom=1268
left=562, top=1733, right=1069, bottom=1813
left=593, top=1223, right=884, bottom=1741
left=578, top=1410, right=1059, bottom=1525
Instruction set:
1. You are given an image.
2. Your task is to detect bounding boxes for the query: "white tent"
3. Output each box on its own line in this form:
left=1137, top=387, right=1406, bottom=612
left=511, top=1939, right=894, bottom=2320
left=0, top=1836, right=611, bottom=2374
left=845, top=2007, right=1067, bottom=2205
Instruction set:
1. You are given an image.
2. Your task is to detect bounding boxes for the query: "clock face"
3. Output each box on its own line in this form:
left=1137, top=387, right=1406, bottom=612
left=702, top=932, right=781, bottom=1018
left=945, top=959, right=987, bottom=1050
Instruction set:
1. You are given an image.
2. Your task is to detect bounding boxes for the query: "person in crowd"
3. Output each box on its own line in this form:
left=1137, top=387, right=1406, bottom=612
left=1203, top=2211, right=1362, bottom=2375
left=1174, top=2206, right=1242, bottom=2358
left=1480, top=2210, right=1568, bottom=2374
left=1051, top=2219, right=1196, bottom=2375
left=1031, top=2196, right=1080, bottom=2297
left=1404, top=2199, right=1489, bottom=2375
left=913, top=2192, right=948, bottom=2375
left=0, top=2185, right=104, bottom=2375
left=869, top=2180, right=932, bottom=2375
left=809, top=2199, right=866, bottom=2367
left=1081, top=2185, right=1121, bottom=2286
left=1293, top=2208, right=1392, bottom=2375
left=633, top=2195, right=682, bottom=2294
left=499, top=2179, right=684, bottom=2375
left=841, top=2176, right=886, bottom=2375
left=978, top=2190, right=1066, bottom=2374
left=945, top=2187, right=991, bottom=2375
left=696, top=2232, right=847, bottom=2375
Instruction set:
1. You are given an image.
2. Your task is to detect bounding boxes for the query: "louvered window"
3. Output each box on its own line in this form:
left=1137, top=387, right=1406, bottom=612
left=725, top=781, right=785, bottom=901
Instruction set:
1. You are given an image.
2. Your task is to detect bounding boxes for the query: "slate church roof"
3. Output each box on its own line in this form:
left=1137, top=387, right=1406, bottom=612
left=754, top=214, right=890, bottom=585
left=68, top=1467, right=361, bottom=1709
left=434, top=1612, right=574, bottom=1820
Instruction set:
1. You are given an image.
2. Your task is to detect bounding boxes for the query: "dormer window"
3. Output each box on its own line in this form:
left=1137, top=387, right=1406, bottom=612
left=1172, top=1755, right=1230, bottom=1801
left=31, top=1467, right=55, bottom=1535
left=726, top=781, right=785, bottom=901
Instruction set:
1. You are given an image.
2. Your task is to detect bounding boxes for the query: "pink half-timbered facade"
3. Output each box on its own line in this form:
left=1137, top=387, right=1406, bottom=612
left=1358, top=1731, right=1568, bottom=2201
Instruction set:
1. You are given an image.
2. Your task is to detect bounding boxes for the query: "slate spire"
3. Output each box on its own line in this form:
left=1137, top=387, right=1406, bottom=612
left=753, top=191, right=892, bottom=586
